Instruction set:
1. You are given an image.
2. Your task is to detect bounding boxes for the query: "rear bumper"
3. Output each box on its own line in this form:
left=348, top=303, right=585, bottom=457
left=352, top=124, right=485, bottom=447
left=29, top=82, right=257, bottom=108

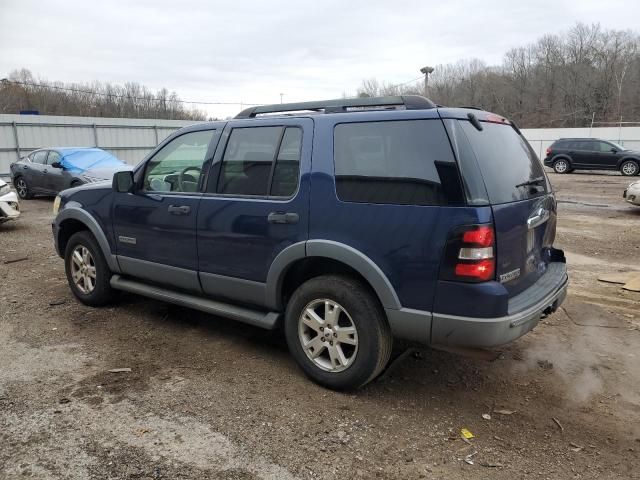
left=430, top=262, right=568, bottom=348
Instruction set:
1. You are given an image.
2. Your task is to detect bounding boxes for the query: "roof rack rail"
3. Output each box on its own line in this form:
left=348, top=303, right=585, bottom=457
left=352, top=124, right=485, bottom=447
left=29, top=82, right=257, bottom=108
left=234, top=95, right=437, bottom=119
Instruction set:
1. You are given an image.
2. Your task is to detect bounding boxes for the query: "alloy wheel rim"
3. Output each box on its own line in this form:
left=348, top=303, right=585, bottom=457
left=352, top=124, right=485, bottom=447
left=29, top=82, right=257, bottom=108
left=623, top=162, right=637, bottom=175
left=17, top=179, right=27, bottom=197
left=70, top=245, right=97, bottom=294
left=298, top=299, right=359, bottom=373
left=555, top=161, right=567, bottom=173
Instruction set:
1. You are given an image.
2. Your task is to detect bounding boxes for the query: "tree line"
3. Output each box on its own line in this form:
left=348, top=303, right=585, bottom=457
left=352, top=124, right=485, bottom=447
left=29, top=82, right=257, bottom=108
left=0, top=69, right=207, bottom=121
left=358, top=24, right=640, bottom=128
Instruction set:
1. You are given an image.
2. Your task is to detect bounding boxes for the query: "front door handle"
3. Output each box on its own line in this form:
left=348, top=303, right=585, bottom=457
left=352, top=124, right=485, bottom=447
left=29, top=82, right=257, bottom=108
left=168, top=204, right=191, bottom=215
left=268, top=212, right=299, bottom=224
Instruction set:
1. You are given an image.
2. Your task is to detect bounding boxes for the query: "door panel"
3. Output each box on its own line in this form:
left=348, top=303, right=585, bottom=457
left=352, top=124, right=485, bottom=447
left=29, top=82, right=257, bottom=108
left=197, top=118, right=312, bottom=306
left=45, top=151, right=68, bottom=192
left=27, top=150, right=49, bottom=192
left=112, top=128, right=220, bottom=292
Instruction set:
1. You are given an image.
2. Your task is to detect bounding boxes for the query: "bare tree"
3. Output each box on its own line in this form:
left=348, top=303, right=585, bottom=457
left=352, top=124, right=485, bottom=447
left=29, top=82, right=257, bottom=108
left=0, top=70, right=207, bottom=120
left=355, top=23, right=640, bottom=128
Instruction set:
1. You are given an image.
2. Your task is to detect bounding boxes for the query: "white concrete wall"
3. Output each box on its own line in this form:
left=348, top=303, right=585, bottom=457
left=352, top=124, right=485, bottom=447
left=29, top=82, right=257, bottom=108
left=521, top=126, right=640, bottom=159
left=0, top=114, right=202, bottom=175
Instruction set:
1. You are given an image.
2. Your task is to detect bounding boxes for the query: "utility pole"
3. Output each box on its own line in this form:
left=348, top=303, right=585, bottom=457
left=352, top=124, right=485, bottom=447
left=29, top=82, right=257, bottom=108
left=280, top=93, right=284, bottom=104
left=420, top=66, right=434, bottom=97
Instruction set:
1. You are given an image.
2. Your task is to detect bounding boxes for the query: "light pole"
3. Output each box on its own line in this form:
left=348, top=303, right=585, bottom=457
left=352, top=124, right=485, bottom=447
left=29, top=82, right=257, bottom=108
left=280, top=93, right=284, bottom=104
left=420, top=66, right=434, bottom=98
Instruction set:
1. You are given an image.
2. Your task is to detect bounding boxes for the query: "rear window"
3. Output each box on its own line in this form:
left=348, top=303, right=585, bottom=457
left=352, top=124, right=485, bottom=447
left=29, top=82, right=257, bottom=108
left=333, top=120, right=464, bottom=206
left=458, top=121, right=548, bottom=205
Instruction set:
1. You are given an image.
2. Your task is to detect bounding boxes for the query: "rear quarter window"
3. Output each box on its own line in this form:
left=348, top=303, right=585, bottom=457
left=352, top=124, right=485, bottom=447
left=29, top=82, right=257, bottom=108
left=333, top=119, right=464, bottom=206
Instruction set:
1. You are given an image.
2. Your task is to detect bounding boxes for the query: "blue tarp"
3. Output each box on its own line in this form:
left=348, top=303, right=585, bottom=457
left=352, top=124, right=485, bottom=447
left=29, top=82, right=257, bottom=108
left=59, top=148, right=125, bottom=174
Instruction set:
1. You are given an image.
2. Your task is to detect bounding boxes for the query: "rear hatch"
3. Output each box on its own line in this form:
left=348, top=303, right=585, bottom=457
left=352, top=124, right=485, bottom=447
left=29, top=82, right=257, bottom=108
left=442, top=111, right=557, bottom=296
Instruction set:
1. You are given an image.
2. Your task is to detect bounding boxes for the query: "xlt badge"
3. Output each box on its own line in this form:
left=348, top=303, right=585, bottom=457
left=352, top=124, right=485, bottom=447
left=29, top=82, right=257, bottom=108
left=118, top=235, right=136, bottom=245
left=500, top=268, right=521, bottom=283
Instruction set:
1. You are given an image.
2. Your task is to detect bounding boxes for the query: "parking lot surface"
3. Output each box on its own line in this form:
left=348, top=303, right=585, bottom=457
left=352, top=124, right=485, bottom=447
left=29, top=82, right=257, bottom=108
left=1, top=172, right=639, bottom=479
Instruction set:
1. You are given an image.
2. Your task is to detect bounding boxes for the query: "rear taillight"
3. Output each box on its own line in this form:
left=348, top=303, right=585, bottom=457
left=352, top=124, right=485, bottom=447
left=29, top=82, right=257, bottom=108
left=545, top=147, right=551, bottom=156
left=440, top=225, right=496, bottom=283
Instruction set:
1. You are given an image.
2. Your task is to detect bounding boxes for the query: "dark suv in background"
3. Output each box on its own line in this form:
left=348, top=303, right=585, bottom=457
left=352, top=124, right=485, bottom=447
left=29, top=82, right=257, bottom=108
left=544, top=138, right=640, bottom=176
left=51, top=96, right=568, bottom=390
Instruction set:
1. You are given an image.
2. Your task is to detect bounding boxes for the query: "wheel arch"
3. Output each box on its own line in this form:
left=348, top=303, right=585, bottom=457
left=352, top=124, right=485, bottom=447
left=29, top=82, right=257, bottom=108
left=617, top=156, right=640, bottom=169
left=552, top=154, right=572, bottom=165
left=266, top=240, right=401, bottom=312
left=55, top=207, right=120, bottom=273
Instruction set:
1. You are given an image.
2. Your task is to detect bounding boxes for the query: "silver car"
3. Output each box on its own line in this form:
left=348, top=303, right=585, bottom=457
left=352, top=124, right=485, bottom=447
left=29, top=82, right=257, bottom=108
left=0, top=178, right=20, bottom=223
left=624, top=180, right=640, bottom=206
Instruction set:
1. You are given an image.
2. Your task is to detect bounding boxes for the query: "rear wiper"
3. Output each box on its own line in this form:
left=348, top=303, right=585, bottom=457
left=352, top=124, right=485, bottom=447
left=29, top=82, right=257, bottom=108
left=515, top=176, right=545, bottom=188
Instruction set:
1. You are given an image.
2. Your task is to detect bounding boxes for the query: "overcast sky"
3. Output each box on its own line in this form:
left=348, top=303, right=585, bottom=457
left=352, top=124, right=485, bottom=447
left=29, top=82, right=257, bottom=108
left=1, top=0, right=639, bottom=118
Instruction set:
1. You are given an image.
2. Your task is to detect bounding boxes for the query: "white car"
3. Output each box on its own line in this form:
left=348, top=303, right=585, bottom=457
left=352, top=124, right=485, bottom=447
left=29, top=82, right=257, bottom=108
left=624, top=181, right=640, bottom=206
left=0, top=178, right=20, bottom=223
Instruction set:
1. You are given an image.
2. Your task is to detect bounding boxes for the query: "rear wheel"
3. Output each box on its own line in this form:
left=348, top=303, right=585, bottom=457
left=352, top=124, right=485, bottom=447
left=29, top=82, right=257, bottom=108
left=64, top=231, right=115, bottom=306
left=284, top=275, right=393, bottom=390
left=553, top=159, right=570, bottom=174
left=14, top=177, right=32, bottom=199
left=620, top=160, right=639, bottom=176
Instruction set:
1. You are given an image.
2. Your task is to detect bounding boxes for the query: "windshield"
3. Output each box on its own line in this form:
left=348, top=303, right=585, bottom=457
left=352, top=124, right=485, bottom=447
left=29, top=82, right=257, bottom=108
left=458, top=121, right=549, bottom=204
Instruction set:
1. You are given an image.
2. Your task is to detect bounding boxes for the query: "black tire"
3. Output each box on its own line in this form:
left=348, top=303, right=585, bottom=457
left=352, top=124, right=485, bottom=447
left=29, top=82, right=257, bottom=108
left=620, top=160, right=639, bottom=176
left=284, top=275, right=393, bottom=390
left=14, top=176, right=33, bottom=199
left=553, top=159, right=570, bottom=174
left=64, top=231, right=115, bottom=306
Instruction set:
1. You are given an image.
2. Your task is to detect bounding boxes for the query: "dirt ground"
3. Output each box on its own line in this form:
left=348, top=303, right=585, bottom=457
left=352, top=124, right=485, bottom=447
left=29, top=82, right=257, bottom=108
left=1, top=171, right=639, bottom=480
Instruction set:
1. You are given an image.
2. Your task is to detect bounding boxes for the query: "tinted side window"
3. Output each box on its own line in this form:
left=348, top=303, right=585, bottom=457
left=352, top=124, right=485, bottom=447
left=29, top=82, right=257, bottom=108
left=334, top=120, right=461, bottom=206
left=144, top=129, right=216, bottom=193
left=596, top=142, right=613, bottom=153
left=217, top=126, right=301, bottom=197
left=271, top=127, right=302, bottom=197
left=32, top=151, right=47, bottom=164
left=218, top=126, right=282, bottom=196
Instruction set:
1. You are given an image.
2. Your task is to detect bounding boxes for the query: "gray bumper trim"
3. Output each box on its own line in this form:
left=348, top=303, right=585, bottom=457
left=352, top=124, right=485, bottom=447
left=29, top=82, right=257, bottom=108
left=431, top=274, right=568, bottom=348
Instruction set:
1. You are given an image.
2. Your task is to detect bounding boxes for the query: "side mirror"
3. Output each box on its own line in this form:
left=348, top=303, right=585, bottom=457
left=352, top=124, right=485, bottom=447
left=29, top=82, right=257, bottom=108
left=51, top=161, right=63, bottom=169
left=611, top=148, right=618, bottom=154
left=113, top=170, right=135, bottom=193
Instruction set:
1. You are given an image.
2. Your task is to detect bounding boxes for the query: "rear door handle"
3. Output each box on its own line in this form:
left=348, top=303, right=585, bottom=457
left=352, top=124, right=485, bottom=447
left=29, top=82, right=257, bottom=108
left=168, top=204, right=191, bottom=215
left=267, top=212, right=299, bottom=224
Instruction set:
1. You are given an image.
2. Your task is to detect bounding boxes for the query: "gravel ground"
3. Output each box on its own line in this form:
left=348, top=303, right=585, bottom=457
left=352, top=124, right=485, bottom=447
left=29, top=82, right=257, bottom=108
left=1, top=171, right=639, bottom=479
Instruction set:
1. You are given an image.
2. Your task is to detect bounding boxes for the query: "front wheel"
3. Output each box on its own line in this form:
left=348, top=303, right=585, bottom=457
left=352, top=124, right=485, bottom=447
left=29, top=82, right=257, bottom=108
left=284, top=275, right=393, bottom=390
left=553, top=159, right=570, bottom=174
left=620, top=160, right=639, bottom=176
left=64, top=231, right=116, bottom=306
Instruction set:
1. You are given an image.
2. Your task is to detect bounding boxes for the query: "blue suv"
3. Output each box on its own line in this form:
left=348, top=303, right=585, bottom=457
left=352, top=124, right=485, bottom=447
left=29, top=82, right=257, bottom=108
left=52, top=96, right=568, bottom=390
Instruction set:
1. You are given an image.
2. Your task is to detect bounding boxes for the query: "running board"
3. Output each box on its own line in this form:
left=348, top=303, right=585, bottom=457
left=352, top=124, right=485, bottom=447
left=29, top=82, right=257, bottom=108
left=110, top=274, right=280, bottom=330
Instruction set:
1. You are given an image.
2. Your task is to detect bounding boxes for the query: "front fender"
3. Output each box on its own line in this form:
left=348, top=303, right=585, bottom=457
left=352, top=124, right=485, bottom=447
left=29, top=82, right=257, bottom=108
left=54, top=206, right=120, bottom=273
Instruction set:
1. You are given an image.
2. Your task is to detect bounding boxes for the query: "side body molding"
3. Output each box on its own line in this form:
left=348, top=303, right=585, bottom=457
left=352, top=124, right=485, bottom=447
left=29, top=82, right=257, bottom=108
left=265, top=241, right=306, bottom=310
left=265, top=239, right=402, bottom=311
left=306, top=240, right=402, bottom=310
left=54, top=206, right=121, bottom=273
